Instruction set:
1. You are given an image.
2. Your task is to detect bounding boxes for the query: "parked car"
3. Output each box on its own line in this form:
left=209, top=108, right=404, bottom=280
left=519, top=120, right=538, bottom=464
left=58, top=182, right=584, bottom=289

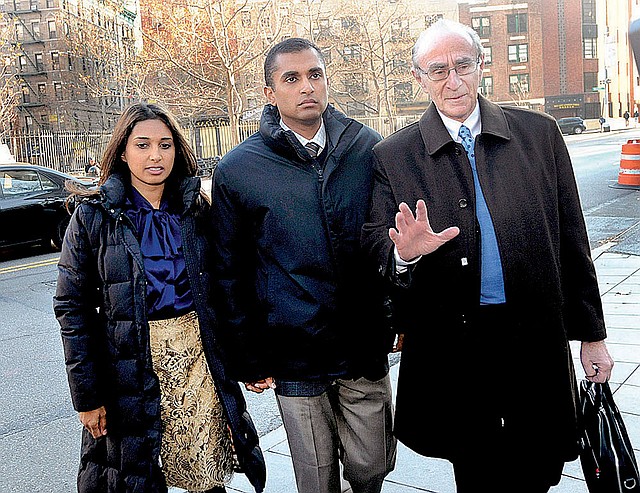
left=557, top=117, right=587, bottom=135
left=0, top=163, right=91, bottom=251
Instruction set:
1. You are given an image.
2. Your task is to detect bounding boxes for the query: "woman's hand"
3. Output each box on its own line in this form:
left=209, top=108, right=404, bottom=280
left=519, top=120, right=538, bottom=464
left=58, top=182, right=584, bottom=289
left=79, top=406, right=107, bottom=439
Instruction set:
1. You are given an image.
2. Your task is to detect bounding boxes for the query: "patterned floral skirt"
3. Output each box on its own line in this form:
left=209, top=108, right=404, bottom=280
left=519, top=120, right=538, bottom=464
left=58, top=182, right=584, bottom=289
left=149, top=311, right=234, bottom=491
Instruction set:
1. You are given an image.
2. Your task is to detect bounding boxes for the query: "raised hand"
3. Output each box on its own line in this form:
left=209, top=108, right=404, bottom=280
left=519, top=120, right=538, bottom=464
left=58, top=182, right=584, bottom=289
left=389, top=200, right=460, bottom=262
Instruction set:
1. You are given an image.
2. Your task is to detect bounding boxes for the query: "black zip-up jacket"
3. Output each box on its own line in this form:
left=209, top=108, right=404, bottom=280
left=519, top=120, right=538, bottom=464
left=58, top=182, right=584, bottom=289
left=54, top=174, right=265, bottom=493
left=211, top=104, right=392, bottom=384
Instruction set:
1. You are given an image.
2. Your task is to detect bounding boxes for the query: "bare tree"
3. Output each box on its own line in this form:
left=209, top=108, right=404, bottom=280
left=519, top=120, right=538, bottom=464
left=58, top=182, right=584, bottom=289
left=0, top=17, right=20, bottom=140
left=140, top=0, right=289, bottom=145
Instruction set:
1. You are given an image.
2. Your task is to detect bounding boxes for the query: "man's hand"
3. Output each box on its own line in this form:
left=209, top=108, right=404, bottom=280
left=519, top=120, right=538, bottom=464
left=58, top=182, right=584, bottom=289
left=244, top=378, right=276, bottom=394
left=79, top=406, right=107, bottom=439
left=389, top=200, right=459, bottom=262
left=580, top=340, right=614, bottom=383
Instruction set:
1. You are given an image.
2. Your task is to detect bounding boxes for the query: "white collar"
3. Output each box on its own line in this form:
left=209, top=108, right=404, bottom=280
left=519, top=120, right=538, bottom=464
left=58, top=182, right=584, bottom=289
left=437, top=102, right=482, bottom=142
left=280, top=119, right=327, bottom=151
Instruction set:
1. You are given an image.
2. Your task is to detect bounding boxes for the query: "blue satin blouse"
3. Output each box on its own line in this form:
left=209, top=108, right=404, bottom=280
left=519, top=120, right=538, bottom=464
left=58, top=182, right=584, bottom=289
left=125, top=187, right=194, bottom=320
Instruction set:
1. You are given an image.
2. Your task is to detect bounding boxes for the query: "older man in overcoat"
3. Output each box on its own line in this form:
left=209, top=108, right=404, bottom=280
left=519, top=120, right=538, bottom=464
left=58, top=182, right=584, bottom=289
left=361, top=19, right=613, bottom=493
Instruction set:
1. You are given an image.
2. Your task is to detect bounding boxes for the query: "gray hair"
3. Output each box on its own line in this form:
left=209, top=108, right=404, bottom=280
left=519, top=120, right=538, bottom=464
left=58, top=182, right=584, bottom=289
left=412, top=19, right=484, bottom=69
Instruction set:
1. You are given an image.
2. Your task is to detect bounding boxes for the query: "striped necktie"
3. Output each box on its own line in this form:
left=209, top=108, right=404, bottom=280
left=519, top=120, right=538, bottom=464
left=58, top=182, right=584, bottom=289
left=305, top=141, right=321, bottom=158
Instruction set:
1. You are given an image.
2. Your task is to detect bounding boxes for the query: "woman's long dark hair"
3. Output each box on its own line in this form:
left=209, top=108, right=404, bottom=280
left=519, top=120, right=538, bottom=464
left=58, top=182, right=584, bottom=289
left=67, top=102, right=198, bottom=201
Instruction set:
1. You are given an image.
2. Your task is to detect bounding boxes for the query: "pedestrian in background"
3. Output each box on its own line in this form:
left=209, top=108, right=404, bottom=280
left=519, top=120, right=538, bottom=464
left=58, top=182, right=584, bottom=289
left=53, top=102, right=265, bottom=493
left=210, top=38, right=397, bottom=493
left=361, top=19, right=613, bottom=493
left=624, top=109, right=630, bottom=126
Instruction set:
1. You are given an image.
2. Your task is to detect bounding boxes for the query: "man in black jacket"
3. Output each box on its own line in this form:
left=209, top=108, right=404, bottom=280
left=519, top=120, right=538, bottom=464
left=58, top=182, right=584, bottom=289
left=210, top=38, right=396, bottom=493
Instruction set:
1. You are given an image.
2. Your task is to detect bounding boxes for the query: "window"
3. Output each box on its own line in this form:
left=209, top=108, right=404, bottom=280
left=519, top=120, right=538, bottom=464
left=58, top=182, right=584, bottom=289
left=342, top=73, right=366, bottom=94
left=15, top=23, right=24, bottom=40
left=394, top=82, right=412, bottom=103
left=1, top=169, right=41, bottom=196
left=48, top=19, right=56, bottom=38
left=480, top=76, right=493, bottom=96
left=321, top=47, right=331, bottom=64
left=483, top=46, right=492, bottom=65
left=583, top=38, right=597, bottom=59
left=472, top=17, right=491, bottom=37
left=390, top=18, right=409, bottom=40
left=342, top=44, right=361, bottom=61
left=425, top=14, right=443, bottom=28
left=582, top=0, right=596, bottom=23
left=18, top=55, right=27, bottom=72
left=46, top=0, right=54, bottom=7
left=38, top=82, right=46, bottom=99
left=241, top=10, right=251, bottom=27
left=508, top=44, right=528, bottom=63
left=584, top=72, right=598, bottom=92
left=25, top=116, right=34, bottom=131
left=509, top=73, right=529, bottom=93
left=30, top=0, right=38, bottom=10
left=35, top=52, right=43, bottom=71
left=341, top=17, right=359, bottom=32
left=21, top=84, right=30, bottom=103
left=51, top=51, right=59, bottom=70
left=507, top=13, right=528, bottom=34
left=54, top=81, right=62, bottom=100
left=31, top=21, right=40, bottom=37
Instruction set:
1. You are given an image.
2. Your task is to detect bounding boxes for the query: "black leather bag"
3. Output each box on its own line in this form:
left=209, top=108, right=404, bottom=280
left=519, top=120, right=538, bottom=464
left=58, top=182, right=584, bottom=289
left=579, top=380, right=640, bottom=493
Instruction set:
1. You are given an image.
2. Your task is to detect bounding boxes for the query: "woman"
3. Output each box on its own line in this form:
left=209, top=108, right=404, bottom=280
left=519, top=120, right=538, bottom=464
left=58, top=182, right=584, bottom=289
left=54, top=103, right=266, bottom=493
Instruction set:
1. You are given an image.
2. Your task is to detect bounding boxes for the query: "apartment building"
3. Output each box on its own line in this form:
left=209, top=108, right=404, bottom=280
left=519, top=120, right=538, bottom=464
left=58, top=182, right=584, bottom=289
left=1, top=0, right=139, bottom=132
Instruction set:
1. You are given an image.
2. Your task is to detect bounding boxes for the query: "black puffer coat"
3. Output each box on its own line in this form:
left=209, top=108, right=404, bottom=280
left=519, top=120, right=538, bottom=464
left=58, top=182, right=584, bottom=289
left=54, top=174, right=266, bottom=493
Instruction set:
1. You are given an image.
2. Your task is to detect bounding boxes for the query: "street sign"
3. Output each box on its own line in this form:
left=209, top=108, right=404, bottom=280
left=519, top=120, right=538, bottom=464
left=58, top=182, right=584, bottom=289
left=593, top=86, right=605, bottom=91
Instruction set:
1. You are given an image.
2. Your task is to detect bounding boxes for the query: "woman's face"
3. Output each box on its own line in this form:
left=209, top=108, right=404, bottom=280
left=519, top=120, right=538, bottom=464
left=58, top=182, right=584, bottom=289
left=121, top=119, right=175, bottom=192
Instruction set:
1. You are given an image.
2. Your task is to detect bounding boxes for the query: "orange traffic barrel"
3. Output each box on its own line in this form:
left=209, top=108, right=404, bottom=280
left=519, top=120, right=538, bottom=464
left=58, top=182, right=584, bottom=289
left=618, top=139, right=640, bottom=187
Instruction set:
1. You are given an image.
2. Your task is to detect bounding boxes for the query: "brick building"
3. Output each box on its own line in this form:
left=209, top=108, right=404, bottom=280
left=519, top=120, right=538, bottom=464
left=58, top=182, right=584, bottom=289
left=459, top=0, right=601, bottom=119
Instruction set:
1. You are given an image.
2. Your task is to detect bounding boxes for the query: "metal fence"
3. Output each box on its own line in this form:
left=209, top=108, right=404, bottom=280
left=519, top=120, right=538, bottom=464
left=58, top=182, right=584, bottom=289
left=3, top=115, right=419, bottom=174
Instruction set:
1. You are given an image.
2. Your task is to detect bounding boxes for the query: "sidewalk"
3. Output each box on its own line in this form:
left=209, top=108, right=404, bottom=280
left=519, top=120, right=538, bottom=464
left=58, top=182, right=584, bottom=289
left=210, top=248, right=640, bottom=493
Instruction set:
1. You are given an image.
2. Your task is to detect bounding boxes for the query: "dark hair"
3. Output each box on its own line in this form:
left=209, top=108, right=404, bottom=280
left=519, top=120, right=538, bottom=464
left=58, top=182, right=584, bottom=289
left=68, top=102, right=197, bottom=199
left=264, top=38, right=325, bottom=87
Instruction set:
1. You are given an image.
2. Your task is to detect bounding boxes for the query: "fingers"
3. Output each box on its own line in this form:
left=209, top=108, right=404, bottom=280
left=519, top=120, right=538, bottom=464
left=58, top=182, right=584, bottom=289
left=79, top=407, right=107, bottom=439
left=244, top=378, right=276, bottom=394
left=439, top=226, right=461, bottom=241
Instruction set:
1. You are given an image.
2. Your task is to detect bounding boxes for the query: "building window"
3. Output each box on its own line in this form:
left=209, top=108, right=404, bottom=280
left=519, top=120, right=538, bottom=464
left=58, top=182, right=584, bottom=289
left=472, top=17, right=491, bottom=37
left=67, top=54, right=73, bottom=70
left=48, top=19, right=56, bottom=38
left=54, top=81, right=63, bottom=101
left=390, top=18, right=409, bottom=41
left=480, top=76, right=493, bottom=96
left=584, top=72, right=598, bottom=92
left=583, top=38, right=597, bottom=59
left=394, top=82, right=412, bottom=103
left=31, top=21, right=40, bottom=37
left=507, top=13, right=528, bottom=34
left=15, top=23, right=24, bottom=40
left=483, top=46, right=492, bottom=65
left=51, top=51, right=60, bottom=70
left=508, top=44, right=528, bottom=63
left=341, top=16, right=359, bottom=33
left=582, top=0, right=596, bottom=23
left=342, top=73, right=366, bottom=95
left=38, top=82, right=46, bottom=100
left=46, top=0, right=54, bottom=7
left=25, top=115, right=34, bottom=131
left=342, top=44, right=361, bottom=61
left=18, top=55, right=27, bottom=72
left=321, top=47, right=331, bottom=65
left=30, top=0, right=38, bottom=10
left=425, top=14, right=443, bottom=28
left=241, top=11, right=251, bottom=27
left=509, top=73, right=529, bottom=93
left=35, top=52, right=43, bottom=71
left=21, top=84, right=30, bottom=103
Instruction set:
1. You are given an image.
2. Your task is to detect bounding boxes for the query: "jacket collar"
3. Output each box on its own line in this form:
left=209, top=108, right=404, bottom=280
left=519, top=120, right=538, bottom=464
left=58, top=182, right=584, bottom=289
left=259, top=104, right=358, bottom=162
left=419, top=94, right=511, bottom=156
left=99, top=173, right=200, bottom=216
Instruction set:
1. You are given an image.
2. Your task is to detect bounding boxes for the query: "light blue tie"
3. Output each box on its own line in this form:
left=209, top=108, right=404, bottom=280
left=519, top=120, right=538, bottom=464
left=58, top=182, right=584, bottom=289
left=458, top=125, right=506, bottom=304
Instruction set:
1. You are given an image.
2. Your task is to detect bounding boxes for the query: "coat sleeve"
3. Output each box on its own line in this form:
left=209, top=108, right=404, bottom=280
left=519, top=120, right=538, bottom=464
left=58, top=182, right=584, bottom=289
left=553, top=127, right=607, bottom=342
left=53, top=205, right=104, bottom=412
left=210, top=164, right=270, bottom=382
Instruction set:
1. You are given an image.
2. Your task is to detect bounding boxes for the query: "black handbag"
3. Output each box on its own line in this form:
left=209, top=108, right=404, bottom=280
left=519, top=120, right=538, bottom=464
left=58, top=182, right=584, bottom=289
left=579, top=380, right=640, bottom=492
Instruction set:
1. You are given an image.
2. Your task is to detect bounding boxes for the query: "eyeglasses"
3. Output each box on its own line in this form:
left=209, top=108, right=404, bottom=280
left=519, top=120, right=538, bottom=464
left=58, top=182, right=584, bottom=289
left=416, top=57, right=481, bottom=81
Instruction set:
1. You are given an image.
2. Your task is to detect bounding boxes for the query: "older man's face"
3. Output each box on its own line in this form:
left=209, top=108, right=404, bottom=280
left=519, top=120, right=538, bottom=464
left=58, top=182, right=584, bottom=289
left=413, top=32, right=484, bottom=122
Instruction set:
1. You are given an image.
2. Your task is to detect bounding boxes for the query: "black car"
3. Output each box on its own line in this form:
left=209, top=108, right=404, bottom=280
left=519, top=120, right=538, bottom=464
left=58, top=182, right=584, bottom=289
left=0, top=163, right=91, bottom=251
left=557, top=117, right=587, bottom=135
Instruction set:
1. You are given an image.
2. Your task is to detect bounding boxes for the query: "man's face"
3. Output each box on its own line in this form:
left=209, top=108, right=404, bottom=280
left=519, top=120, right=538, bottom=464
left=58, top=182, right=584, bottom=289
left=264, top=49, right=329, bottom=136
left=413, top=32, right=484, bottom=123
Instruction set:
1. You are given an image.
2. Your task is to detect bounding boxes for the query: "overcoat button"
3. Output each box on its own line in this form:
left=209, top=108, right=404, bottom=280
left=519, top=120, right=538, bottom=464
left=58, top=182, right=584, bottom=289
left=458, top=199, right=468, bottom=208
